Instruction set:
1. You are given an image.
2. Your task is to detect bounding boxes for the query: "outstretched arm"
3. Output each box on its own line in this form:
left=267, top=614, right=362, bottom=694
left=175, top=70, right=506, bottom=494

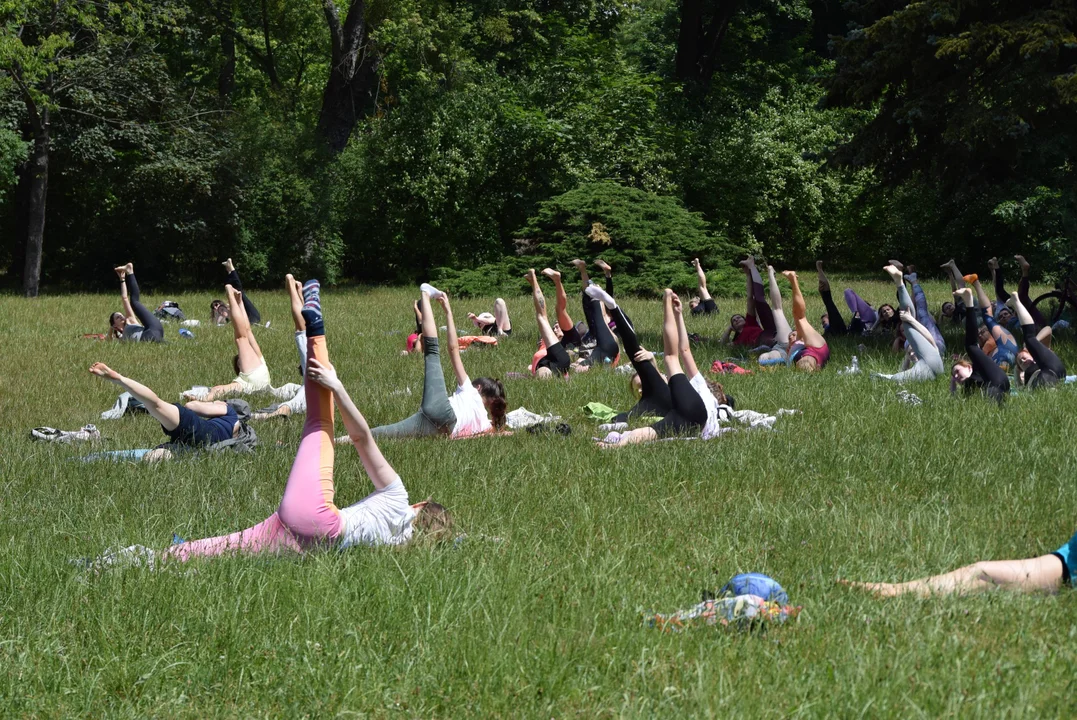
left=193, top=382, right=243, bottom=402
left=307, top=358, right=397, bottom=490
left=438, top=294, right=470, bottom=388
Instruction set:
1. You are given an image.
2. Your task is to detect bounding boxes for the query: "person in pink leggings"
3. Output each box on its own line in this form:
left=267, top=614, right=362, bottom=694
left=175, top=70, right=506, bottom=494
left=156, top=279, right=453, bottom=564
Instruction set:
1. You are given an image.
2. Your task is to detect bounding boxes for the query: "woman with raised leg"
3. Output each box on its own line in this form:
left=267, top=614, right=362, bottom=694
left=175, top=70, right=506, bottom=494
left=185, top=282, right=272, bottom=401
left=689, top=258, right=719, bottom=315
left=526, top=269, right=573, bottom=378
left=108, top=263, right=164, bottom=343
left=1009, top=292, right=1066, bottom=389
left=872, top=265, right=943, bottom=382
left=950, top=287, right=1010, bottom=402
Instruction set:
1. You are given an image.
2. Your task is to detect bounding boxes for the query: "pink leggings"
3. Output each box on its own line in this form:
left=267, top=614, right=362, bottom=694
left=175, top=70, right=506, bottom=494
left=164, top=335, right=343, bottom=562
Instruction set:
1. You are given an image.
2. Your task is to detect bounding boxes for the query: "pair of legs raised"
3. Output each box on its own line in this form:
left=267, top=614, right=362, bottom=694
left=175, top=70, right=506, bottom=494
left=1006, top=292, right=1065, bottom=387
left=873, top=265, right=943, bottom=382
left=571, top=259, right=620, bottom=364
left=954, top=288, right=1010, bottom=397
left=690, top=258, right=718, bottom=315
left=166, top=283, right=406, bottom=561
left=223, top=258, right=261, bottom=325
left=468, top=299, right=512, bottom=336
left=599, top=291, right=706, bottom=447
left=114, top=264, right=164, bottom=342
left=738, top=256, right=777, bottom=347
left=527, top=270, right=573, bottom=377
left=368, top=290, right=458, bottom=438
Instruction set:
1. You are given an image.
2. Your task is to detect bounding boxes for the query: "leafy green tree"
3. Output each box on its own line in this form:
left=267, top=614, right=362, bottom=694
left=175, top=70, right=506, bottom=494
left=436, top=181, right=743, bottom=297
left=824, top=0, right=1077, bottom=262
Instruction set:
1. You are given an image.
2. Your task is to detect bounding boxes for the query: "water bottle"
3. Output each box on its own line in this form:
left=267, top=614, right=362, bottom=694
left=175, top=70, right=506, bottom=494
left=179, top=328, right=194, bottom=339
left=850, top=355, right=859, bottom=372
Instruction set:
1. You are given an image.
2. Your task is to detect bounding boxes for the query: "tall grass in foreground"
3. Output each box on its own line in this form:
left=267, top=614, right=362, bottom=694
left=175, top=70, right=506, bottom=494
left=2, top=279, right=1077, bottom=717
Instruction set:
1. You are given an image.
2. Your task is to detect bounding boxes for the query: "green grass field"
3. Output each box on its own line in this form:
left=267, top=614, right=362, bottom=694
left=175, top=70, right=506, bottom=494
left=4, top=277, right=1077, bottom=717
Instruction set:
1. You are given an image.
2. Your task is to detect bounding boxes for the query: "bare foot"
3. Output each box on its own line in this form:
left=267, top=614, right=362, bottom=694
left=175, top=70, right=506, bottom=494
left=883, top=264, right=903, bottom=283
left=594, top=258, right=612, bottom=276
left=525, top=268, right=538, bottom=287
left=285, top=273, right=295, bottom=285
left=988, top=257, right=999, bottom=270
left=113, top=265, right=127, bottom=279
left=222, top=258, right=235, bottom=273
left=225, top=284, right=242, bottom=304
left=740, top=256, right=756, bottom=269
left=541, top=268, right=561, bottom=282
left=780, top=270, right=797, bottom=282
left=1015, top=255, right=1030, bottom=274
left=837, top=578, right=899, bottom=598
left=888, top=259, right=904, bottom=271
left=570, top=259, right=586, bottom=271
left=663, top=287, right=674, bottom=299
left=693, top=258, right=702, bottom=270
left=954, top=288, right=974, bottom=306
left=89, top=362, right=121, bottom=382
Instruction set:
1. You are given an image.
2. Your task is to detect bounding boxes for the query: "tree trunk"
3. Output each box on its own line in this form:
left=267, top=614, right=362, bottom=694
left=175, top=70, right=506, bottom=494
left=219, top=28, right=236, bottom=101
left=316, top=0, right=380, bottom=154
left=23, top=111, right=48, bottom=298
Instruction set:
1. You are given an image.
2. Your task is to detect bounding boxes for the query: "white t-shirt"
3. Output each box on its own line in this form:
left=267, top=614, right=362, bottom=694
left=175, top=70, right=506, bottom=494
left=690, top=373, right=729, bottom=440
left=338, top=478, right=416, bottom=549
left=448, top=378, right=492, bottom=438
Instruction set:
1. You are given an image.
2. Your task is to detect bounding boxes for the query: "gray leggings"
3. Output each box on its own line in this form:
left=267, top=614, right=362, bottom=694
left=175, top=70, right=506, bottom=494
left=371, top=337, right=457, bottom=438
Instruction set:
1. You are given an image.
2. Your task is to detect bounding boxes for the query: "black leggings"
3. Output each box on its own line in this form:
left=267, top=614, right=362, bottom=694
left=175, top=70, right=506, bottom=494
left=750, top=280, right=777, bottom=346
left=581, top=288, right=619, bottom=365
left=125, top=274, right=164, bottom=342
left=537, top=341, right=571, bottom=376
left=1022, top=323, right=1065, bottom=387
left=994, top=268, right=1011, bottom=303
left=609, top=306, right=672, bottom=422
left=227, top=269, right=261, bottom=325
left=820, top=288, right=848, bottom=336
left=649, top=373, right=707, bottom=437
left=962, top=301, right=1009, bottom=394
left=691, top=298, right=718, bottom=315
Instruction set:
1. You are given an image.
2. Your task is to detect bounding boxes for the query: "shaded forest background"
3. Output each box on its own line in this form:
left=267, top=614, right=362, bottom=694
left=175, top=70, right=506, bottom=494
left=2, top=0, right=1074, bottom=296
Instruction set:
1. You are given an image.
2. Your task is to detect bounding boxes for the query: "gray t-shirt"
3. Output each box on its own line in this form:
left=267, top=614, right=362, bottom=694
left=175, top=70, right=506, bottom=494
left=122, top=324, right=145, bottom=341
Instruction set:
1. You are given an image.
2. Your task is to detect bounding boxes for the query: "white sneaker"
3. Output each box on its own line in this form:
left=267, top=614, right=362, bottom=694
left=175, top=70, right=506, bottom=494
left=420, top=283, right=445, bottom=300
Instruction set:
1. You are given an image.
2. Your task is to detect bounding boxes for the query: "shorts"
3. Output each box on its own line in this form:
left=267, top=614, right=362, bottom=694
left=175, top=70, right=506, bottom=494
left=1052, top=529, right=1077, bottom=585
left=482, top=324, right=511, bottom=337
left=233, top=359, right=272, bottom=393
left=536, top=342, right=570, bottom=376
left=162, top=405, right=225, bottom=447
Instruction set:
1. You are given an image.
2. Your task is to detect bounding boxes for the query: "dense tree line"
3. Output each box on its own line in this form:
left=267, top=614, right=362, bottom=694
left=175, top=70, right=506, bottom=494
left=1, top=0, right=1074, bottom=296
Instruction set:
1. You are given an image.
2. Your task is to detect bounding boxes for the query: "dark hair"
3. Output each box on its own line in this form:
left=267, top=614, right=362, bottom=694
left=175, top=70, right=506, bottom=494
left=878, top=304, right=898, bottom=327
left=108, top=312, right=124, bottom=338
left=473, top=377, right=507, bottom=429
left=233, top=354, right=241, bottom=376
left=705, top=379, right=727, bottom=405
left=414, top=500, right=454, bottom=539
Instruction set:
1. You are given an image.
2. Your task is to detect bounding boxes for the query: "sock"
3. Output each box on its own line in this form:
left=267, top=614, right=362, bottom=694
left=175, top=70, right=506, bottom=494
left=302, top=280, right=324, bottom=337
left=584, top=282, right=617, bottom=309
left=905, top=272, right=918, bottom=283
left=419, top=282, right=444, bottom=300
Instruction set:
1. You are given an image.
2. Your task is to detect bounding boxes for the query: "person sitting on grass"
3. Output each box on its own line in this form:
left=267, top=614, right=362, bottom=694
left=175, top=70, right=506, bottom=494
left=183, top=282, right=272, bottom=401
left=949, top=288, right=1010, bottom=402
left=359, top=284, right=507, bottom=439
left=688, top=258, right=719, bottom=316
left=840, top=531, right=1077, bottom=597
left=87, top=281, right=453, bottom=569
left=108, top=263, right=164, bottom=343
left=598, top=289, right=728, bottom=448
left=88, top=362, right=244, bottom=462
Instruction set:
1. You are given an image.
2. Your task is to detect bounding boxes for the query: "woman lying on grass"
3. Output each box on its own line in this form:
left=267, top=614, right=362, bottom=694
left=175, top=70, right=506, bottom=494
left=91, top=281, right=453, bottom=569
left=841, top=531, right=1077, bottom=597
left=1009, top=292, right=1066, bottom=389
left=184, top=279, right=273, bottom=401
left=950, top=289, right=1010, bottom=402
left=872, top=265, right=943, bottom=382
left=597, top=289, right=727, bottom=448
left=721, top=256, right=777, bottom=349
left=108, top=263, right=164, bottom=343
left=89, top=363, right=244, bottom=462
left=359, top=284, right=507, bottom=439
left=757, top=269, right=830, bottom=371
left=526, top=269, right=576, bottom=378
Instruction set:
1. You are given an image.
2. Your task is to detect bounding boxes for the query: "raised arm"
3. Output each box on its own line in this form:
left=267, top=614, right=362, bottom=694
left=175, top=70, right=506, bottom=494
left=307, top=358, right=397, bottom=490
left=437, top=294, right=470, bottom=388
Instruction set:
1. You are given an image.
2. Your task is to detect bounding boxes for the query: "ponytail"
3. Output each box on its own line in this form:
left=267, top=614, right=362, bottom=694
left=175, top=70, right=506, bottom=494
left=473, top=377, right=507, bottom=429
